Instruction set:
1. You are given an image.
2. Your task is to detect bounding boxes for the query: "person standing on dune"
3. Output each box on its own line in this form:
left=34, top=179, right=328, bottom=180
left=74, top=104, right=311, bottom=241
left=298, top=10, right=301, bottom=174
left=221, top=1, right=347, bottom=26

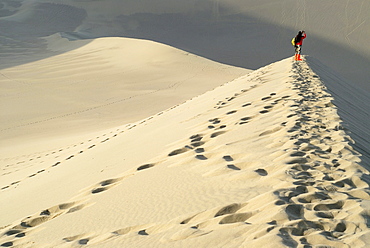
left=292, top=30, right=306, bottom=61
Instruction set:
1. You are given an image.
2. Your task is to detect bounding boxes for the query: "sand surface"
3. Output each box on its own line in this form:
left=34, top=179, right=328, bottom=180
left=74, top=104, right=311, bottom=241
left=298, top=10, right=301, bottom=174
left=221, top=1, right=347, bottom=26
left=0, top=34, right=248, bottom=158
left=1, top=1, right=370, bottom=247
left=1, top=56, right=370, bottom=247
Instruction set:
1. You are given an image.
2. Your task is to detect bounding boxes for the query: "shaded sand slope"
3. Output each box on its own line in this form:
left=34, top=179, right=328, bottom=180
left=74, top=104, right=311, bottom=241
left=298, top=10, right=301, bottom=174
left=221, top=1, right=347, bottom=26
left=1, top=57, right=369, bottom=247
left=0, top=36, right=248, bottom=157
left=306, top=57, right=370, bottom=169
left=1, top=1, right=369, bottom=92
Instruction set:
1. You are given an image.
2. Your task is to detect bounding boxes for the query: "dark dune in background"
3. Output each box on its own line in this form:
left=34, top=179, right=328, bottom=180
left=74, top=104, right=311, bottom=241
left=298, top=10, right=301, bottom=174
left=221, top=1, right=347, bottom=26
left=108, top=11, right=370, bottom=93
left=1, top=0, right=369, bottom=166
left=0, top=0, right=369, bottom=91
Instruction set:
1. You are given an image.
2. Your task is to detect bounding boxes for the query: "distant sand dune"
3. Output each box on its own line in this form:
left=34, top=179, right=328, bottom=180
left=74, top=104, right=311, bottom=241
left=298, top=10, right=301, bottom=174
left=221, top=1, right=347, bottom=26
left=0, top=35, right=248, bottom=158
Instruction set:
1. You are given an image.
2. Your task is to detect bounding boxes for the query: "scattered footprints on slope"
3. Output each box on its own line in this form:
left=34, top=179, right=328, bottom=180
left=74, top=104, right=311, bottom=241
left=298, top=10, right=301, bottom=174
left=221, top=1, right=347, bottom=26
left=0, top=115, right=162, bottom=191
left=4, top=60, right=369, bottom=247
left=0, top=201, right=89, bottom=247
left=166, top=83, right=288, bottom=178
left=0, top=160, right=159, bottom=247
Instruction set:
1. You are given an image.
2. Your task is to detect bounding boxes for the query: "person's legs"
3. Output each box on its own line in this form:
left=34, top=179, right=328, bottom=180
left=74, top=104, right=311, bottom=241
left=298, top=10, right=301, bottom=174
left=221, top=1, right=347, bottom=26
left=295, top=45, right=301, bottom=54
left=295, top=45, right=302, bottom=61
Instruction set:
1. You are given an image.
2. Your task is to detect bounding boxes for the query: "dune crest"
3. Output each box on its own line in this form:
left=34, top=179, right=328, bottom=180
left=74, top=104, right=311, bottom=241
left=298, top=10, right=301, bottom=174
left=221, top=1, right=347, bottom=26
left=0, top=35, right=248, bottom=158
left=1, top=56, right=369, bottom=247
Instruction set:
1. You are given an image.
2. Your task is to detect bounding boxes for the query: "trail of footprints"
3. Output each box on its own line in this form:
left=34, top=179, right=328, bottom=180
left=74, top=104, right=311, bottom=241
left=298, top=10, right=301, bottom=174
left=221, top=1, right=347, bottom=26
left=1, top=114, right=162, bottom=191
left=0, top=94, right=196, bottom=191
left=265, top=61, right=370, bottom=247
left=52, top=62, right=370, bottom=246
left=66, top=61, right=370, bottom=246
left=2, top=61, right=370, bottom=247
left=0, top=161, right=160, bottom=247
left=0, top=67, right=292, bottom=246
left=167, top=89, right=291, bottom=177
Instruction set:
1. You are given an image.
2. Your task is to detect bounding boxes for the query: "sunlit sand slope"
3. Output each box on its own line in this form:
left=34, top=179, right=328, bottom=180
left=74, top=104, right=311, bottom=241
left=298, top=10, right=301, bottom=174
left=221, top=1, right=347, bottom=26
left=1, top=57, right=369, bottom=247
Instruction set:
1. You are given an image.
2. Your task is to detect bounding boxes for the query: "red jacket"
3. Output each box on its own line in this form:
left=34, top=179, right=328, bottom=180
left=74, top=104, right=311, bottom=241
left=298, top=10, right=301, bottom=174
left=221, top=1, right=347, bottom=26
left=295, top=33, right=306, bottom=46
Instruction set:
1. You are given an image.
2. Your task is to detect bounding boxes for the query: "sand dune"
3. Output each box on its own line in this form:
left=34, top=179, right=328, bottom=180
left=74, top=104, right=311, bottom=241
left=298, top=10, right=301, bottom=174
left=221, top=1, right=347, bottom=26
left=1, top=1, right=369, bottom=90
left=1, top=57, right=369, bottom=247
left=1, top=1, right=370, bottom=247
left=0, top=35, right=248, bottom=158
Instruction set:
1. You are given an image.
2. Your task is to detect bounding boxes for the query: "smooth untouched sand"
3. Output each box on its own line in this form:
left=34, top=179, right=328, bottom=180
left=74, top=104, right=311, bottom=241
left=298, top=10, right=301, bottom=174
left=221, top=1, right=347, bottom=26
left=1, top=56, right=369, bottom=247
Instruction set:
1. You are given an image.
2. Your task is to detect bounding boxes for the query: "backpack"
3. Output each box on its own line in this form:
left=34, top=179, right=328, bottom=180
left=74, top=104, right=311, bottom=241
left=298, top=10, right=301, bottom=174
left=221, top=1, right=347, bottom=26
left=291, top=37, right=296, bottom=46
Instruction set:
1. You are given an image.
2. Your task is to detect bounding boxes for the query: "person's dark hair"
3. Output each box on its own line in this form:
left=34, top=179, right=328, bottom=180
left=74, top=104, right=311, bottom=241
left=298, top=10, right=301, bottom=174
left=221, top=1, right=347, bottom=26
left=295, top=31, right=303, bottom=44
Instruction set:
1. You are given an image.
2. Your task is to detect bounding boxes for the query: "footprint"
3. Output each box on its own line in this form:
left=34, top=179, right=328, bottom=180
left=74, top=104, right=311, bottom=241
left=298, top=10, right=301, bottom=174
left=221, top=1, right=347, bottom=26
left=191, top=141, right=205, bottom=148
left=240, top=117, right=252, bottom=121
left=190, top=134, right=203, bottom=142
left=214, top=203, right=242, bottom=217
left=259, top=127, right=282, bottom=136
left=227, top=164, right=241, bottom=170
left=209, top=118, right=221, bottom=124
left=20, top=216, right=50, bottom=228
left=285, top=204, right=304, bottom=220
left=1, top=242, right=13, bottom=247
left=138, top=230, right=149, bottom=236
left=316, top=211, right=334, bottom=219
left=313, top=201, right=343, bottom=211
left=290, top=151, right=306, bottom=157
left=195, top=148, right=205, bottom=153
left=210, top=131, right=226, bottom=138
left=226, top=110, right=237, bottom=115
left=261, top=96, right=271, bottom=101
left=137, top=164, right=155, bottom=171
left=91, top=188, right=107, bottom=194
left=5, top=230, right=23, bottom=236
left=100, top=178, right=121, bottom=186
left=242, top=103, right=252, bottom=107
left=78, top=239, right=89, bottom=245
left=168, top=147, right=191, bottom=156
left=255, top=168, right=268, bottom=176
left=66, top=155, right=74, bottom=160
left=223, top=155, right=233, bottom=162
left=195, top=155, right=208, bottom=160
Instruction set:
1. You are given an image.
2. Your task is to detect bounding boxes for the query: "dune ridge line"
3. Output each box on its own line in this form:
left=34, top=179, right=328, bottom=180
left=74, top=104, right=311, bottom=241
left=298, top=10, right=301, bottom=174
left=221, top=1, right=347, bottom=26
left=1, top=56, right=369, bottom=247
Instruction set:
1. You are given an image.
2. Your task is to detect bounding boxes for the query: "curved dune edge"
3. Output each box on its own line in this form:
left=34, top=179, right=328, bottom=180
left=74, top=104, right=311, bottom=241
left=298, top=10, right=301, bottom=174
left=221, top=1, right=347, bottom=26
left=1, top=57, right=369, bottom=247
left=0, top=35, right=249, bottom=158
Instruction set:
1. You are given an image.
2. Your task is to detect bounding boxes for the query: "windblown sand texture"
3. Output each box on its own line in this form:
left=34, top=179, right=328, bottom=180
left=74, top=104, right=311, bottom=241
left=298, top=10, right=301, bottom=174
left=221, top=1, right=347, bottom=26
left=1, top=1, right=370, bottom=248
left=1, top=57, right=370, bottom=247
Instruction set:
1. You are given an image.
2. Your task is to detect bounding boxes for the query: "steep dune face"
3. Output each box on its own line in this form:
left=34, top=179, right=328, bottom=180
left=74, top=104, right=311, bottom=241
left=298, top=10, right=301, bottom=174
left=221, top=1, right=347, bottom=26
left=1, top=57, right=369, bottom=247
left=306, top=56, right=370, bottom=170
